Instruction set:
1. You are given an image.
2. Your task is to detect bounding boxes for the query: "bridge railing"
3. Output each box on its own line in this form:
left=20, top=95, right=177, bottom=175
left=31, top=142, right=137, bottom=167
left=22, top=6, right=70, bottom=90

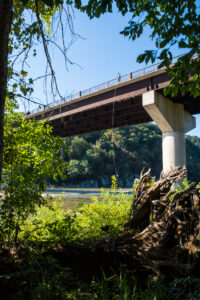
left=28, top=54, right=197, bottom=115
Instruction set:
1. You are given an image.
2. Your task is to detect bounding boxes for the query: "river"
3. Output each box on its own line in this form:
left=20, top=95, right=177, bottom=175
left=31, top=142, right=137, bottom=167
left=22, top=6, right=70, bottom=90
left=45, top=188, right=132, bottom=210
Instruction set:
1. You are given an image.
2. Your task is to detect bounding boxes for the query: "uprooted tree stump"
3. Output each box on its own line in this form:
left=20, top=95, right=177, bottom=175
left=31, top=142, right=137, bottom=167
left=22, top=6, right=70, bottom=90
left=49, top=167, right=200, bottom=280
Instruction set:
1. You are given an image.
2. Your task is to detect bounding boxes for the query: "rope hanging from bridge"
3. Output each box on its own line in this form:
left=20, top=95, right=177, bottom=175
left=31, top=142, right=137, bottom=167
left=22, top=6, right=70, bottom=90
left=111, top=84, right=119, bottom=178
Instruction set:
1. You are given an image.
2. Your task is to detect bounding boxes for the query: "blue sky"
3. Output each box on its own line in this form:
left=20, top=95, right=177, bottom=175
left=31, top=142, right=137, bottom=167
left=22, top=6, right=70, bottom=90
left=19, top=8, right=200, bottom=137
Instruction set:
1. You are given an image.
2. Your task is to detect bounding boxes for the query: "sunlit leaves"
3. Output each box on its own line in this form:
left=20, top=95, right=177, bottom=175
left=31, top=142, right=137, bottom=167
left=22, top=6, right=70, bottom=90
left=1, top=106, right=67, bottom=243
left=75, top=188, right=133, bottom=240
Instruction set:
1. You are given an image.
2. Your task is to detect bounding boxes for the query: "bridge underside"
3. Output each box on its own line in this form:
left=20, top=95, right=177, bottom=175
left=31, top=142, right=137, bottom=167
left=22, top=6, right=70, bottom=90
left=27, top=71, right=200, bottom=137
left=51, top=96, right=151, bottom=137
left=50, top=93, right=200, bottom=137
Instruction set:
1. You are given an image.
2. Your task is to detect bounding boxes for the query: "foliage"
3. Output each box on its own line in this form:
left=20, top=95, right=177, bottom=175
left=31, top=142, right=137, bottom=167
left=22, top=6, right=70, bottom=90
left=89, top=270, right=200, bottom=300
left=20, top=177, right=134, bottom=243
left=185, top=135, right=200, bottom=181
left=67, top=159, right=91, bottom=180
left=0, top=103, right=67, bottom=245
left=1, top=170, right=200, bottom=299
left=2, top=261, right=200, bottom=300
left=76, top=0, right=200, bottom=98
left=20, top=159, right=200, bottom=245
left=169, top=178, right=190, bottom=202
left=74, top=177, right=133, bottom=240
left=20, top=198, right=77, bottom=243
left=59, top=124, right=200, bottom=187
left=0, top=251, right=75, bottom=300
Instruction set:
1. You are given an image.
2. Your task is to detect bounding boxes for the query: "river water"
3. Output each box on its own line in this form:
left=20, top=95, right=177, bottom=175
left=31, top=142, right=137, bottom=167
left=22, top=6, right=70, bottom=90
left=45, top=188, right=132, bottom=210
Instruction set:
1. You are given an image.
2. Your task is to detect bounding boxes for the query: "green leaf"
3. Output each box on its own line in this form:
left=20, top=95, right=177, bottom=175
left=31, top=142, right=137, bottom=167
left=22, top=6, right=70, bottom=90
left=21, top=70, right=28, bottom=78
left=193, top=74, right=198, bottom=81
left=171, top=86, right=179, bottom=97
left=137, top=53, right=146, bottom=63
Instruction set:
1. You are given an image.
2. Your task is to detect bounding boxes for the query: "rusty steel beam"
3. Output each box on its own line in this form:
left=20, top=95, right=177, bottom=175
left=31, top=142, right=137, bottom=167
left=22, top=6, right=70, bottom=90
left=53, top=117, right=151, bottom=137
left=51, top=107, right=148, bottom=132
left=51, top=98, right=142, bottom=126
left=52, top=113, right=152, bottom=137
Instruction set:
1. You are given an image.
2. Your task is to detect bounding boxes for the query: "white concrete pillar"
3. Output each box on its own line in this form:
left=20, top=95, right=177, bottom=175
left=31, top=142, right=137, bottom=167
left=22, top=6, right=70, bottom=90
left=162, top=132, right=186, bottom=171
left=142, top=91, right=196, bottom=173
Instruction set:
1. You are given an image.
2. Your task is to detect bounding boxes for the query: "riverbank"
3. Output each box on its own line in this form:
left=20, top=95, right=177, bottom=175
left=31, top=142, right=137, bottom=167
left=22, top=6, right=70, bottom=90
left=46, top=187, right=132, bottom=192
left=44, top=187, right=132, bottom=210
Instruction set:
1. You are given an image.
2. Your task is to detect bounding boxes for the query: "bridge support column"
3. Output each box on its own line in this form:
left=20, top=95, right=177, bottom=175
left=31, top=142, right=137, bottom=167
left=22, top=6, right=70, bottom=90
left=162, top=132, right=185, bottom=172
left=142, top=91, right=196, bottom=174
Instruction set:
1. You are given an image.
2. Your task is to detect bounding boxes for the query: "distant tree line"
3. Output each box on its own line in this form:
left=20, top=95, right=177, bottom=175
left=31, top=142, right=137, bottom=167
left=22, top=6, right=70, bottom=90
left=52, top=123, right=200, bottom=188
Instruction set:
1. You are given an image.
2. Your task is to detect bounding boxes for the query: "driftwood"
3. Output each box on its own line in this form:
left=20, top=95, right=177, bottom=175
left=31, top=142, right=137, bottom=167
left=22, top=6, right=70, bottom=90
left=49, top=167, right=200, bottom=280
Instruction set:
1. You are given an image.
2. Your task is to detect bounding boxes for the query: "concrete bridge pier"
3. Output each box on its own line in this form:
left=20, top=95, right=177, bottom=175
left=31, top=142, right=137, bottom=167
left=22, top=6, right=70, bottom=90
left=142, top=91, right=196, bottom=174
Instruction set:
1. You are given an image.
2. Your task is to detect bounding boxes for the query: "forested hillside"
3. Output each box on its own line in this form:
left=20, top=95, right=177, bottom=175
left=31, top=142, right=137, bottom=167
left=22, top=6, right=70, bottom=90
left=57, top=123, right=200, bottom=187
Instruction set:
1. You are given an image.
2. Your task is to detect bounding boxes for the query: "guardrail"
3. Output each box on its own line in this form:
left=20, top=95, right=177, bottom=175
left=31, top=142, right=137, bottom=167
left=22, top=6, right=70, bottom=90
left=28, top=54, right=196, bottom=115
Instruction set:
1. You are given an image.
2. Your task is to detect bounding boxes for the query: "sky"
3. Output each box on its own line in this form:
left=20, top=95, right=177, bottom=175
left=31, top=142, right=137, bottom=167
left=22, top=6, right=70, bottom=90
left=17, top=7, right=200, bottom=137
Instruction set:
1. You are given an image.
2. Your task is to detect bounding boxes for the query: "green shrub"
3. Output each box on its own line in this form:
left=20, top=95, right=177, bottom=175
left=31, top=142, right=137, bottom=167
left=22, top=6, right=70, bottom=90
left=20, top=198, right=78, bottom=243
left=1, top=103, right=67, bottom=246
left=20, top=176, right=134, bottom=243
left=74, top=178, right=134, bottom=240
left=0, top=253, right=74, bottom=300
left=90, top=271, right=200, bottom=300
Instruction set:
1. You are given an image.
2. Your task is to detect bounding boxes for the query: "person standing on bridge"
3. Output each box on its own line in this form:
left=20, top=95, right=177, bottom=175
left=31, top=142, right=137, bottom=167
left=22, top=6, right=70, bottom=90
left=117, top=72, right=121, bottom=83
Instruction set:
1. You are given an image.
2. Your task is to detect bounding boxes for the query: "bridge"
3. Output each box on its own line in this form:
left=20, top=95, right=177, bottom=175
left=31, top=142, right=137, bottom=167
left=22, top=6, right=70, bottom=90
left=26, top=58, right=200, bottom=174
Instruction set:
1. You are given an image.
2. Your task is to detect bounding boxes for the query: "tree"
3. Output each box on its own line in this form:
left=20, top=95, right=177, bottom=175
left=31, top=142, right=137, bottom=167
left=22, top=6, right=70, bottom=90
left=76, top=0, right=200, bottom=98
left=0, top=0, right=74, bottom=183
left=0, top=0, right=13, bottom=184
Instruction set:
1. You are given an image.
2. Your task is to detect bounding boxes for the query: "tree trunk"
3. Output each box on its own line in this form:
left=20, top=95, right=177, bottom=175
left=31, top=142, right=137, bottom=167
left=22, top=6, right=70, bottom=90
left=0, top=0, right=13, bottom=184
